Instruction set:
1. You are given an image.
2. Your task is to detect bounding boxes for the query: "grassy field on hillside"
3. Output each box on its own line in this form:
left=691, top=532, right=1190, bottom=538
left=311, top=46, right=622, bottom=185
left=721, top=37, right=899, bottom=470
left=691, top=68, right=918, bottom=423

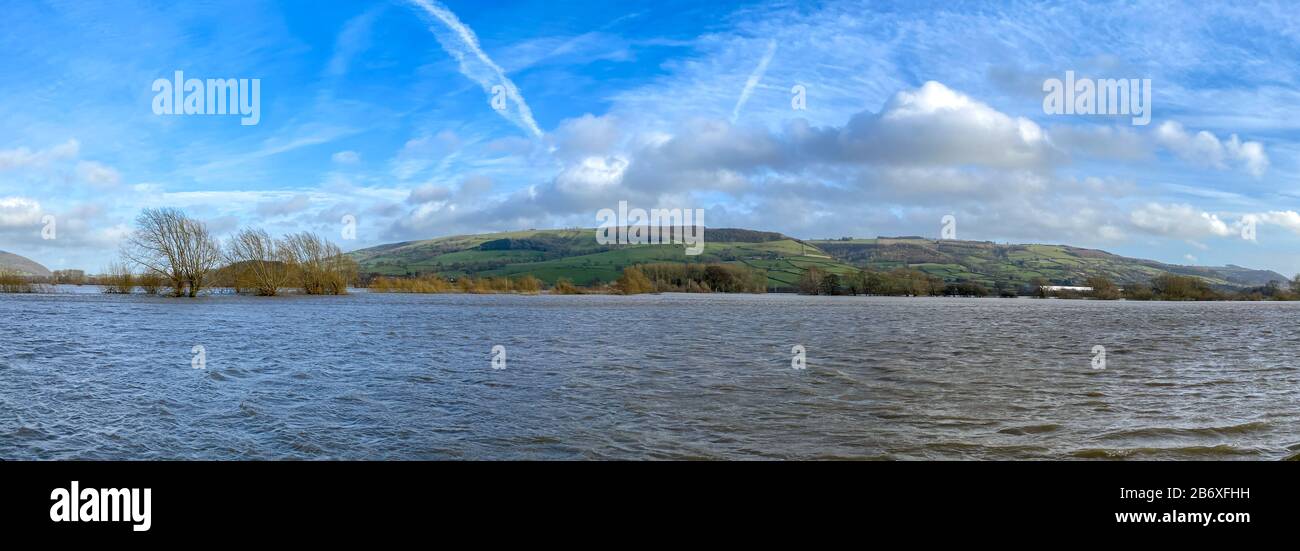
left=349, top=229, right=1286, bottom=291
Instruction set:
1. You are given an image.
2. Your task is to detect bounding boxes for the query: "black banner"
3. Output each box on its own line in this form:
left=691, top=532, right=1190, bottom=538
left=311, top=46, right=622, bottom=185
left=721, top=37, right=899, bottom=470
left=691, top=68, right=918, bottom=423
left=0, top=461, right=1286, bottom=541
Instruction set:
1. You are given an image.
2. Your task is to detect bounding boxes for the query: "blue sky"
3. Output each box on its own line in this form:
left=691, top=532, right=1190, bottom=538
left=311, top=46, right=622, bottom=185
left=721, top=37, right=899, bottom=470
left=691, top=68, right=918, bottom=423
left=2, top=0, right=1300, bottom=277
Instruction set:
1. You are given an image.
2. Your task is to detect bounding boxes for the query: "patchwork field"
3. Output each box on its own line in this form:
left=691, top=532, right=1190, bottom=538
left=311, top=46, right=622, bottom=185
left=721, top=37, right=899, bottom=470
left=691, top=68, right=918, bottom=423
left=349, top=230, right=1287, bottom=290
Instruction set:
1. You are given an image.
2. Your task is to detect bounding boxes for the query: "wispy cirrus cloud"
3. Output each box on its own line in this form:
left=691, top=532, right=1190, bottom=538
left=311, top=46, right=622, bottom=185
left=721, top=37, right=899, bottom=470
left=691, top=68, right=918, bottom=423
left=0, top=139, right=80, bottom=170
left=731, top=40, right=777, bottom=123
left=405, top=0, right=544, bottom=138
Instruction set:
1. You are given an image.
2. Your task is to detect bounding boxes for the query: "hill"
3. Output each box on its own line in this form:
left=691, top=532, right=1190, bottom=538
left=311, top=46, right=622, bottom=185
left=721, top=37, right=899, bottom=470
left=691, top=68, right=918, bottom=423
left=350, top=230, right=1288, bottom=291
left=810, top=237, right=1287, bottom=289
left=350, top=228, right=858, bottom=290
left=0, top=250, right=51, bottom=277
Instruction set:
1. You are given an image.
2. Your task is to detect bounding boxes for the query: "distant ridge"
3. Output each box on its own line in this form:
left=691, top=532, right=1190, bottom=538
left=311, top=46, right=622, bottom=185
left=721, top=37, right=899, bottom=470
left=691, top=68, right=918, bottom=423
left=810, top=237, right=1288, bottom=288
left=349, top=228, right=1288, bottom=290
left=0, top=250, right=51, bottom=277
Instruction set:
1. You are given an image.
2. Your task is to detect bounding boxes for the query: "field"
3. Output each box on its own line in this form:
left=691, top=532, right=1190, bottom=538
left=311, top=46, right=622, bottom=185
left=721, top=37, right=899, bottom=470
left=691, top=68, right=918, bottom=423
left=349, top=230, right=1288, bottom=291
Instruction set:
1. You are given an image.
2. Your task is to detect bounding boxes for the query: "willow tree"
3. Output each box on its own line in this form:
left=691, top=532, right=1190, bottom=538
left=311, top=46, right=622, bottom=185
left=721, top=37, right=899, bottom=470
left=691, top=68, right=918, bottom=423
left=225, top=228, right=292, bottom=296
left=281, top=231, right=357, bottom=295
left=122, top=208, right=221, bottom=297
left=102, top=262, right=135, bottom=294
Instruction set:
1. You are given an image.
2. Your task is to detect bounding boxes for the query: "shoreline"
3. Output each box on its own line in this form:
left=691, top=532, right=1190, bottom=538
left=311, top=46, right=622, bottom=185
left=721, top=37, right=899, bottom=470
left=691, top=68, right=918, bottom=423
left=8, top=284, right=1300, bottom=303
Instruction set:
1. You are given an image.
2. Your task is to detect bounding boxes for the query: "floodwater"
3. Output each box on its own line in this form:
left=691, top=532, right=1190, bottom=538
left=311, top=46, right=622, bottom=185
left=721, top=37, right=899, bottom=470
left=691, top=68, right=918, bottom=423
left=2, top=289, right=1297, bottom=460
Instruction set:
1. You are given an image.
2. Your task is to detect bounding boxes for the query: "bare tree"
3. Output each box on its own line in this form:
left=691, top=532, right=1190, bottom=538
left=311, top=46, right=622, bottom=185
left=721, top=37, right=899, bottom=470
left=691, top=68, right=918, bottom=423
left=225, top=228, right=292, bottom=296
left=102, top=262, right=135, bottom=294
left=137, top=271, right=162, bottom=295
left=122, top=208, right=221, bottom=297
left=281, top=231, right=356, bottom=295
left=324, top=247, right=359, bottom=295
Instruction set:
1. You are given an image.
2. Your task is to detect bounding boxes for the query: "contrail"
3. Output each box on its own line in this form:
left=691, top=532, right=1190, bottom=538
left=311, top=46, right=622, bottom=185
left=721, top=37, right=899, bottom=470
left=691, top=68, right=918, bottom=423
left=406, top=0, right=544, bottom=137
left=730, top=40, right=777, bottom=124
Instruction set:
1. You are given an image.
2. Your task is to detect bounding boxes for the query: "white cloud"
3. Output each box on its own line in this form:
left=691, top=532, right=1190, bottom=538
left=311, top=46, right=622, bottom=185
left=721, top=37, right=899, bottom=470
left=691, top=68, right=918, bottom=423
left=731, top=40, right=777, bottom=123
left=554, top=155, right=628, bottom=196
left=407, top=184, right=451, bottom=204
left=76, top=160, right=122, bottom=188
left=1251, top=211, right=1300, bottom=234
left=795, top=81, right=1058, bottom=168
left=1129, top=203, right=1238, bottom=239
left=1155, top=121, right=1268, bottom=177
left=405, top=0, right=544, bottom=137
left=390, top=131, right=460, bottom=180
left=551, top=114, right=622, bottom=160
left=256, top=194, right=312, bottom=218
left=1050, top=125, right=1151, bottom=161
left=0, top=196, right=44, bottom=227
left=1224, top=134, right=1269, bottom=177
left=331, top=150, right=361, bottom=164
left=0, top=139, right=79, bottom=170
left=326, top=8, right=380, bottom=77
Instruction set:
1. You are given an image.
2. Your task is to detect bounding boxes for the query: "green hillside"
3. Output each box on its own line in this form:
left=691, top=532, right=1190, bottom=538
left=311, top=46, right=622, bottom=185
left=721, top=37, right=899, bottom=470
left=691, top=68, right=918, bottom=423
left=350, top=230, right=1288, bottom=291
left=350, top=228, right=859, bottom=289
left=810, top=237, right=1287, bottom=289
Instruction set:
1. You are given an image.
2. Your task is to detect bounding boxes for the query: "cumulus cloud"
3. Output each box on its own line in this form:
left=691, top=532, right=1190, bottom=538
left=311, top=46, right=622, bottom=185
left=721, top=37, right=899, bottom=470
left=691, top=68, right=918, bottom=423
left=1129, top=203, right=1239, bottom=239
left=0, top=196, right=44, bottom=227
left=1249, top=211, right=1300, bottom=235
left=378, top=81, right=1154, bottom=245
left=401, top=175, right=496, bottom=235
left=355, top=79, right=1270, bottom=257
left=792, top=81, right=1058, bottom=168
left=0, top=196, right=128, bottom=267
left=551, top=114, right=623, bottom=161
left=1155, top=121, right=1268, bottom=177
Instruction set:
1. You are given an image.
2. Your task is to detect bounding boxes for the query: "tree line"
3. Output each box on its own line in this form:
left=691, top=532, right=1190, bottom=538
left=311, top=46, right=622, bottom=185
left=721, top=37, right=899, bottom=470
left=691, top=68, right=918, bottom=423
left=622, top=262, right=768, bottom=294
left=104, top=207, right=358, bottom=297
left=1052, top=274, right=1300, bottom=301
left=369, top=274, right=543, bottom=294
left=792, top=266, right=1300, bottom=301
left=796, top=266, right=951, bottom=296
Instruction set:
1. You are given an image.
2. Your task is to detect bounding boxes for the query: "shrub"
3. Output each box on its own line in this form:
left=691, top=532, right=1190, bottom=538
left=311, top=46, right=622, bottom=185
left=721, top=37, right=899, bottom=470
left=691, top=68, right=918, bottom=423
left=369, top=275, right=454, bottom=293
left=511, top=275, right=542, bottom=294
left=615, top=266, right=655, bottom=295
left=102, top=262, right=136, bottom=294
left=551, top=278, right=583, bottom=295
left=0, top=269, right=34, bottom=293
left=1085, top=276, right=1121, bottom=300
left=138, top=272, right=163, bottom=295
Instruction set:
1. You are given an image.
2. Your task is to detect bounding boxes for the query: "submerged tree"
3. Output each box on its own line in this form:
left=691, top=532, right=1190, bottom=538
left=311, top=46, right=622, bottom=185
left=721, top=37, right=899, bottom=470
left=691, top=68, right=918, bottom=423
left=1085, top=276, right=1121, bottom=300
left=281, top=231, right=357, bottom=295
left=102, top=262, right=136, bottom=294
left=615, top=266, right=655, bottom=295
left=797, top=266, right=826, bottom=295
left=225, top=228, right=293, bottom=296
left=818, top=273, right=842, bottom=295
left=122, top=208, right=221, bottom=297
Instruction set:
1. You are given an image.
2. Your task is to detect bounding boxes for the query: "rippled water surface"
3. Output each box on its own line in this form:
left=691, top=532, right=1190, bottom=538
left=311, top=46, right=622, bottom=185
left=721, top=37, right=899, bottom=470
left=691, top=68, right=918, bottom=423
left=3, top=290, right=1298, bottom=460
